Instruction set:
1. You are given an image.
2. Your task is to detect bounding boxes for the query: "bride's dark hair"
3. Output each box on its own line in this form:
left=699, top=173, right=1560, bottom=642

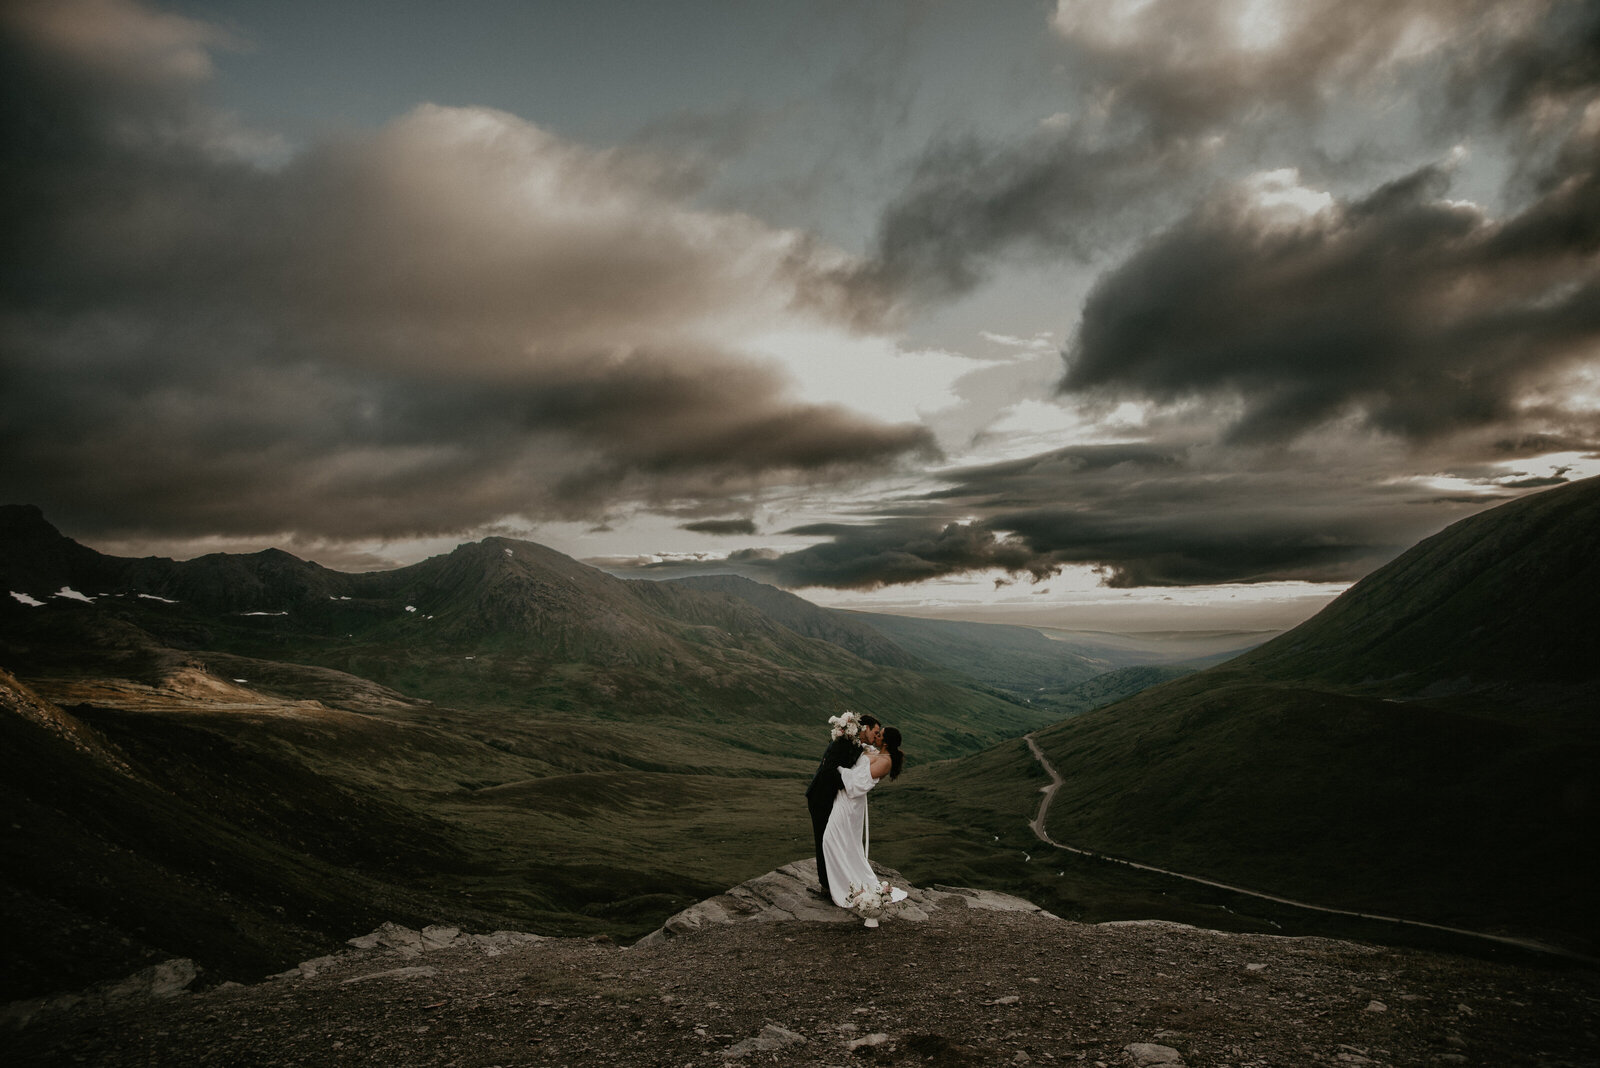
left=883, top=727, right=904, bottom=779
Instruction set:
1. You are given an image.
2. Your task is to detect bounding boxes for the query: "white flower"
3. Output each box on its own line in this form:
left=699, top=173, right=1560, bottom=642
left=827, top=710, right=862, bottom=741
left=845, top=881, right=891, bottom=919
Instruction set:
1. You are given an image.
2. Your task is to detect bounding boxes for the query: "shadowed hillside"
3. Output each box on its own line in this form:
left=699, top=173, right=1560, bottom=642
left=664, top=574, right=928, bottom=670
left=1022, top=479, right=1600, bottom=952
left=1234, top=477, right=1600, bottom=706
left=0, top=669, right=494, bottom=1001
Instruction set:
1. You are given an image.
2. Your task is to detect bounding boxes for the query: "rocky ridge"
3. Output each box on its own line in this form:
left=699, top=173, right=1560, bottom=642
left=636, top=859, right=1055, bottom=944
left=4, top=862, right=1596, bottom=1067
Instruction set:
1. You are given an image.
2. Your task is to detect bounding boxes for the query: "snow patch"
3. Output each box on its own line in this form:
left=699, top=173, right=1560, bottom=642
left=405, top=605, right=417, bottom=613
left=240, top=611, right=288, bottom=617
left=10, top=591, right=45, bottom=607
left=54, top=586, right=94, bottom=603
left=137, top=593, right=179, bottom=604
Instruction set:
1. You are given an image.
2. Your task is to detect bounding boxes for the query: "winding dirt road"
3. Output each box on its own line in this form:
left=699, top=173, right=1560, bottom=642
left=1022, top=734, right=1588, bottom=961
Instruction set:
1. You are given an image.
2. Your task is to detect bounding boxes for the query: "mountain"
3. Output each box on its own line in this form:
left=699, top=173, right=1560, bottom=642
left=1020, top=478, right=1600, bottom=952
left=1234, top=476, right=1600, bottom=705
left=665, top=577, right=1206, bottom=713
left=664, top=574, right=928, bottom=670
left=0, top=668, right=493, bottom=1001
left=1, top=506, right=1073, bottom=996
left=659, top=575, right=1235, bottom=716
left=0, top=509, right=1052, bottom=750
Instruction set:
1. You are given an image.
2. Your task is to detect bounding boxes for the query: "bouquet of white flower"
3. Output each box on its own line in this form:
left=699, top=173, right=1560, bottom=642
left=845, top=881, right=890, bottom=927
left=828, top=710, right=862, bottom=741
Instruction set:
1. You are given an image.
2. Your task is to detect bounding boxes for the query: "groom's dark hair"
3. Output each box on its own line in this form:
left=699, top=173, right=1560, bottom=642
left=858, top=714, right=881, bottom=730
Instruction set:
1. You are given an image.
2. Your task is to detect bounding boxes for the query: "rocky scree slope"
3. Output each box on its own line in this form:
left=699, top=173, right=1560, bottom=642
left=4, top=863, right=1596, bottom=1068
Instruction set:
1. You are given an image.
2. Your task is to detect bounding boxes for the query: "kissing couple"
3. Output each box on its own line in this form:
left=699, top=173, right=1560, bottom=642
left=805, top=711, right=908, bottom=926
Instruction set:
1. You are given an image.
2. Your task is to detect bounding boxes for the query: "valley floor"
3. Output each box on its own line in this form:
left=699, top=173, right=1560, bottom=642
left=5, top=890, right=1596, bottom=1067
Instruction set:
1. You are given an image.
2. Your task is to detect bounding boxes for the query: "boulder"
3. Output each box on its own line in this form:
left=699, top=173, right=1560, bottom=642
left=635, top=858, right=1053, bottom=946
left=724, top=1023, right=807, bottom=1058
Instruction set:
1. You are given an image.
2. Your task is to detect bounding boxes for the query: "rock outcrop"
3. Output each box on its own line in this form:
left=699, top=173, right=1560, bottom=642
left=1, top=958, right=199, bottom=1031
left=6, top=865, right=1596, bottom=1068
left=637, top=857, right=1053, bottom=945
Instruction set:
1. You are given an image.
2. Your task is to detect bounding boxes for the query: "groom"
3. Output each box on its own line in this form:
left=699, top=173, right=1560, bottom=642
left=806, top=714, right=883, bottom=899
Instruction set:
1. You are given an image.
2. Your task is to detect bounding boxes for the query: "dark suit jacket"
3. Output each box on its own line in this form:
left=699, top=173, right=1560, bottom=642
left=805, top=736, right=863, bottom=812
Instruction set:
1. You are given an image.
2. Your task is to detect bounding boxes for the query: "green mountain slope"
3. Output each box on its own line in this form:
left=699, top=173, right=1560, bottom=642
left=0, top=669, right=497, bottom=1001
left=0, top=511, right=1052, bottom=754
left=1235, top=477, right=1600, bottom=704
left=663, top=574, right=929, bottom=670
left=1025, top=479, right=1599, bottom=951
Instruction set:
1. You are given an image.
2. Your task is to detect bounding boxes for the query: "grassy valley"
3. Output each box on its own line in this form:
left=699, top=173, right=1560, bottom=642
left=1, top=508, right=1074, bottom=997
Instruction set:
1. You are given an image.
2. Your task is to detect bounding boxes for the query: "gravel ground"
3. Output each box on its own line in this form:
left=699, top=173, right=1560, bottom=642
left=5, top=894, right=1597, bottom=1068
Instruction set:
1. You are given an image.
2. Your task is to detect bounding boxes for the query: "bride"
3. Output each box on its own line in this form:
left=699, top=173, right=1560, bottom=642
left=822, top=726, right=905, bottom=910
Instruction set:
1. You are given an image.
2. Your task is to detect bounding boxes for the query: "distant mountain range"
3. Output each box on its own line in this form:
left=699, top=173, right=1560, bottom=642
left=0, top=507, right=1207, bottom=720
left=661, top=574, right=1210, bottom=714
left=3, top=503, right=1205, bottom=998
left=1018, top=477, right=1599, bottom=952
left=1, top=506, right=1051, bottom=749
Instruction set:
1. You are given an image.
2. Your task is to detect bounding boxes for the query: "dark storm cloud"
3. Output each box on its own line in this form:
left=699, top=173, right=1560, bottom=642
left=847, top=0, right=1598, bottom=305
left=918, top=443, right=1189, bottom=506
left=747, top=517, right=1058, bottom=589
left=1047, top=0, right=1552, bottom=135
left=708, top=444, right=1509, bottom=590
left=844, top=0, right=1600, bottom=450
left=1060, top=151, right=1600, bottom=445
left=0, top=0, right=929, bottom=546
left=679, top=519, right=759, bottom=536
left=846, top=129, right=1205, bottom=304
left=1449, top=0, right=1600, bottom=124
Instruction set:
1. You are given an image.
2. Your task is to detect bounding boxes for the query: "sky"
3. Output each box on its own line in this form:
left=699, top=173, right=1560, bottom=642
left=3, top=0, right=1598, bottom=631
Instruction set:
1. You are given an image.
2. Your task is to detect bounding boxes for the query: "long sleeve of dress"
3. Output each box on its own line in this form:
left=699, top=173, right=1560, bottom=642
left=838, top=752, right=878, bottom=799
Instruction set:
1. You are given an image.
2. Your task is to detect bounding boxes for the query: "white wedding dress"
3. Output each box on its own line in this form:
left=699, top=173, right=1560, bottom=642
left=822, top=751, right=890, bottom=909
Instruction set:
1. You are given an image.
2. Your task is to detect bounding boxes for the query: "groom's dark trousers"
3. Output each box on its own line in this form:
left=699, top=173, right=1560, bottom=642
left=805, top=736, right=863, bottom=896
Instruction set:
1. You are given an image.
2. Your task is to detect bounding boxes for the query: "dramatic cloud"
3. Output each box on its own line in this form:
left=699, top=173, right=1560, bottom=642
left=698, top=0, right=1599, bottom=594
left=845, top=127, right=1208, bottom=304
left=849, top=0, right=1595, bottom=304
left=736, top=517, right=1058, bottom=590
left=658, top=443, right=1530, bottom=590
left=1061, top=161, right=1600, bottom=444
left=959, top=450, right=1453, bottom=588
left=4, top=0, right=1595, bottom=599
left=680, top=518, right=759, bottom=536
left=0, top=0, right=931, bottom=545
left=1047, top=0, right=1546, bottom=132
